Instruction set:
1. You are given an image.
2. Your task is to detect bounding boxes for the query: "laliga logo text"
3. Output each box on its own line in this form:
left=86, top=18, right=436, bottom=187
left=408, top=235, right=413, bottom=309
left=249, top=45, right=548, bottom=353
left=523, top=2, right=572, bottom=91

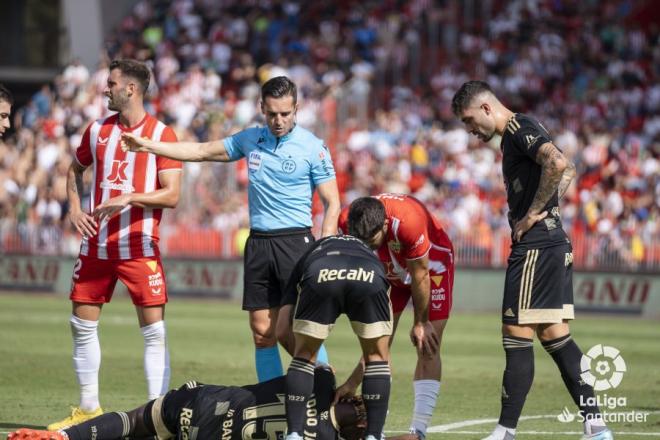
left=557, top=344, right=649, bottom=424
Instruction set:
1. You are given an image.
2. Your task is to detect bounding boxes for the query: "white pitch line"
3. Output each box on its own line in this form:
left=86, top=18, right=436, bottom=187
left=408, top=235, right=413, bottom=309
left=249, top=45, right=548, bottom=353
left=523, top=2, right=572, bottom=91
left=428, top=414, right=551, bottom=432
left=427, top=411, right=660, bottom=434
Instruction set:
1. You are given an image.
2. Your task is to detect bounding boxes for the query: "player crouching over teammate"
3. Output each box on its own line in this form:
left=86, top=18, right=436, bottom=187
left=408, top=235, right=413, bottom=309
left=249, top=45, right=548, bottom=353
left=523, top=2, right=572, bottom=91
left=8, top=367, right=410, bottom=440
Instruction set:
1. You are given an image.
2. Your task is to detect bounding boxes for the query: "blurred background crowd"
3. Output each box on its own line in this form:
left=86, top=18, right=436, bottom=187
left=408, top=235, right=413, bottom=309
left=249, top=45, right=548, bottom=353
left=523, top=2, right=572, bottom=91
left=0, top=0, right=658, bottom=270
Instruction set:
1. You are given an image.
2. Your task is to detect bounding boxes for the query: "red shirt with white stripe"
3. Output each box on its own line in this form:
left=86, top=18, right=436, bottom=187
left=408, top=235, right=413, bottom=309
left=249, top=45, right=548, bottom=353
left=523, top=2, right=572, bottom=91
left=75, top=113, right=182, bottom=260
left=339, top=193, right=453, bottom=288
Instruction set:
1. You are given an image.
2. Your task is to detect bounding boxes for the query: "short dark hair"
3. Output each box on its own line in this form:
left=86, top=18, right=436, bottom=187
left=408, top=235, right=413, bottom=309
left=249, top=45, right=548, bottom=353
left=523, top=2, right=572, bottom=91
left=0, top=83, right=14, bottom=105
left=451, top=80, right=493, bottom=116
left=261, top=76, right=297, bottom=105
left=109, top=59, right=150, bottom=95
left=347, top=197, right=386, bottom=241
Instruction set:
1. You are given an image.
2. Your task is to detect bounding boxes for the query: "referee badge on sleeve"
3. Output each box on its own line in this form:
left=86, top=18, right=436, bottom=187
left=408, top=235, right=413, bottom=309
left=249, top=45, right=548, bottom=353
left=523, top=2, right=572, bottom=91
left=248, top=151, right=263, bottom=171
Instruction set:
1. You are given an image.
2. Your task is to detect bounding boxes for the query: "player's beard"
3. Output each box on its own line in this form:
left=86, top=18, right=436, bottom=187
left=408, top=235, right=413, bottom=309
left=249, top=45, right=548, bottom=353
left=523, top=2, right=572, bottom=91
left=108, top=90, right=129, bottom=112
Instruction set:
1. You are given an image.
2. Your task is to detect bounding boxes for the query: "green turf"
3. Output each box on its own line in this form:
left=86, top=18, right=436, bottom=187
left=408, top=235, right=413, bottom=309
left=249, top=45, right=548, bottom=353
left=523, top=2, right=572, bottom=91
left=0, top=292, right=658, bottom=439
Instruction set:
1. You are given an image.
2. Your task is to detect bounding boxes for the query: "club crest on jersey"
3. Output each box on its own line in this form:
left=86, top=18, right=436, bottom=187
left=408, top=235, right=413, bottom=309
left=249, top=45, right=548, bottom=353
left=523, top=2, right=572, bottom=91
left=282, top=158, right=296, bottom=174
left=101, top=160, right=134, bottom=191
left=388, top=240, right=401, bottom=253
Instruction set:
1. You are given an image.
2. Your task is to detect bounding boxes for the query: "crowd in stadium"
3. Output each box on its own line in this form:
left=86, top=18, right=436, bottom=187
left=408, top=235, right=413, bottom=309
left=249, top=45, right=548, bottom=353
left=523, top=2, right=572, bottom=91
left=0, top=0, right=657, bottom=269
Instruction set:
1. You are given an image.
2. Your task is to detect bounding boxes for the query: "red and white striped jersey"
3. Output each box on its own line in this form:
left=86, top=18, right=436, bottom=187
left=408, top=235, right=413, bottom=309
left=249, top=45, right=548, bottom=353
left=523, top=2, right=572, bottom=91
left=75, top=113, right=182, bottom=260
left=338, top=193, right=454, bottom=287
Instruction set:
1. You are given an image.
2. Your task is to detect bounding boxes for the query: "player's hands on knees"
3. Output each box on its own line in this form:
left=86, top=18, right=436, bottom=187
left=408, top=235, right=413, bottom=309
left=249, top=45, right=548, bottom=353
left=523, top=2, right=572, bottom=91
left=121, top=132, right=150, bottom=153
left=333, top=379, right=359, bottom=404
left=410, top=321, right=439, bottom=357
left=69, top=208, right=98, bottom=237
left=513, top=211, right=547, bottom=242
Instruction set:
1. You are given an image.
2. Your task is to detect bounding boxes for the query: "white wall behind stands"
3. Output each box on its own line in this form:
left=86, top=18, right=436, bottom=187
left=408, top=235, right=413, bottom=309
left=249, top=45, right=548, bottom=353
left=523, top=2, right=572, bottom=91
left=62, top=0, right=139, bottom=71
left=0, top=256, right=658, bottom=319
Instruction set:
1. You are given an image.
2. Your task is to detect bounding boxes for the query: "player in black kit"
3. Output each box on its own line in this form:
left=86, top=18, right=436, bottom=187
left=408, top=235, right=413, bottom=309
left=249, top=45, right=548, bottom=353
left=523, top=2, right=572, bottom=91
left=8, top=367, right=369, bottom=440
left=282, top=235, right=392, bottom=440
left=452, top=81, right=612, bottom=440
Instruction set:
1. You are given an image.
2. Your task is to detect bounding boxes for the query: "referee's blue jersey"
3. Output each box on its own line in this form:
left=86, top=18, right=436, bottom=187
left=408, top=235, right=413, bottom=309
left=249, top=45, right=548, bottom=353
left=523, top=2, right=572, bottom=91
left=223, top=124, right=336, bottom=231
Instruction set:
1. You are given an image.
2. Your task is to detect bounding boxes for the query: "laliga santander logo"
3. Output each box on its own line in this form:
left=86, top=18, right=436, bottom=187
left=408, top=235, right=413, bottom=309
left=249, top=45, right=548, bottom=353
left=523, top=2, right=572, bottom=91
left=558, top=345, right=648, bottom=424
left=580, top=344, right=627, bottom=391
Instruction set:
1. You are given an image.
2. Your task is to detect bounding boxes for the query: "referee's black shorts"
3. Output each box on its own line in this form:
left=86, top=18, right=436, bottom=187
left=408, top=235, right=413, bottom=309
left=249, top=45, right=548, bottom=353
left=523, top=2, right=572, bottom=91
left=243, top=227, right=315, bottom=310
left=502, top=242, right=575, bottom=325
left=293, top=254, right=393, bottom=340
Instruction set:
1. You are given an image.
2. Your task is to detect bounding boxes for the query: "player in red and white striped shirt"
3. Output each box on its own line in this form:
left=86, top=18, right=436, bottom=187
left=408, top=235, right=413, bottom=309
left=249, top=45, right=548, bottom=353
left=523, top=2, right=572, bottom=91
left=49, top=59, right=183, bottom=431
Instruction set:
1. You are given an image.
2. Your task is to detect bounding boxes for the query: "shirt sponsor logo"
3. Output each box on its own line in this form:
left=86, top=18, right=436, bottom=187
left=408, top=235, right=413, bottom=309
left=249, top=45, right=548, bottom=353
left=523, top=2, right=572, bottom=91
left=317, top=267, right=375, bottom=283
left=101, top=160, right=134, bottom=192
left=179, top=408, right=193, bottom=440
left=248, top=151, right=262, bottom=172
left=525, top=134, right=541, bottom=148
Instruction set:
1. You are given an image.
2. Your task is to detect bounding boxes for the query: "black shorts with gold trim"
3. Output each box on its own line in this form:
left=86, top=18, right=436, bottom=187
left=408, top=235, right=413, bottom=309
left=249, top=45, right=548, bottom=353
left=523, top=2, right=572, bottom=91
left=293, top=254, right=393, bottom=339
left=502, top=242, right=575, bottom=325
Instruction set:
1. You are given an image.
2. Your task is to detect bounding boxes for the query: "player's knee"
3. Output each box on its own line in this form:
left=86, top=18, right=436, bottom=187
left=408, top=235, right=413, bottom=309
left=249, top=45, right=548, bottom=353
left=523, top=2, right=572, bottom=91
left=250, top=317, right=277, bottom=347
left=70, top=315, right=98, bottom=343
left=536, top=322, right=569, bottom=342
left=252, top=331, right=277, bottom=348
left=502, top=323, right=535, bottom=339
left=141, top=320, right=166, bottom=344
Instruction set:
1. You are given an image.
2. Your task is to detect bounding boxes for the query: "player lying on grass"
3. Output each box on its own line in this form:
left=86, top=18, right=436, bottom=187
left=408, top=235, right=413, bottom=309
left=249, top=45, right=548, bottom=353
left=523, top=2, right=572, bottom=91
left=9, top=366, right=419, bottom=440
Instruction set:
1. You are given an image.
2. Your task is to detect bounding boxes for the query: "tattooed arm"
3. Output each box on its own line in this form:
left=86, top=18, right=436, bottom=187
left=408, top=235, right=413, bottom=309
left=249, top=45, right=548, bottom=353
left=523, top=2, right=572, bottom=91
left=67, top=161, right=97, bottom=237
left=557, top=160, right=576, bottom=200
left=513, top=142, right=567, bottom=241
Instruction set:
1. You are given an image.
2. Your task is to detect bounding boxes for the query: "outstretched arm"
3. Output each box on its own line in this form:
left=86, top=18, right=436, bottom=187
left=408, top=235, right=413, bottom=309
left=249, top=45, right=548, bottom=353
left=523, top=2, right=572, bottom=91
left=122, top=132, right=231, bottom=162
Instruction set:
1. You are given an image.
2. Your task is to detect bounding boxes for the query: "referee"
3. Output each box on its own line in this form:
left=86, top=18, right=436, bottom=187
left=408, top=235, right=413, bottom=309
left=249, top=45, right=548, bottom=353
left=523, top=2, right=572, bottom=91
left=122, top=76, right=340, bottom=382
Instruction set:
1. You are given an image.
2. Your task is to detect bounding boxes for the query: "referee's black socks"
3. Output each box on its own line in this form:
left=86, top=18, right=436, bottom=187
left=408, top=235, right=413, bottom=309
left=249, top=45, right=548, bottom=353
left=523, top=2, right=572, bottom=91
left=542, top=334, right=603, bottom=423
left=362, top=361, right=391, bottom=439
left=499, top=336, right=534, bottom=429
left=285, top=357, right=316, bottom=436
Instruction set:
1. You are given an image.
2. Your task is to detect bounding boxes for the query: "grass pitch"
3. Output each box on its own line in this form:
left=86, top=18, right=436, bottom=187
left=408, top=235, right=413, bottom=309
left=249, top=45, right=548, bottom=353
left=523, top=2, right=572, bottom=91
left=0, top=292, right=658, bottom=439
